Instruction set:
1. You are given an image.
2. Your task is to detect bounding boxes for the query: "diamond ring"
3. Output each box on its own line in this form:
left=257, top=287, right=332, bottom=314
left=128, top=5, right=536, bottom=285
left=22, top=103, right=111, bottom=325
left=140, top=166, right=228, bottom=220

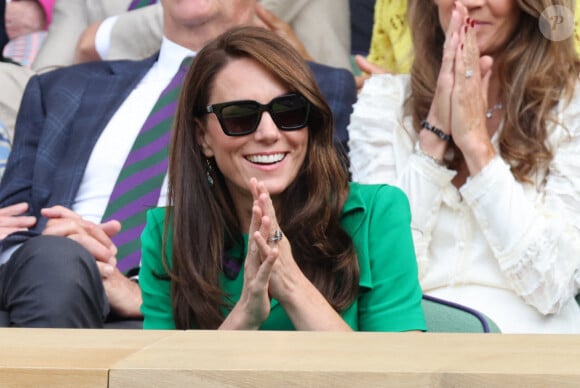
left=267, top=229, right=283, bottom=243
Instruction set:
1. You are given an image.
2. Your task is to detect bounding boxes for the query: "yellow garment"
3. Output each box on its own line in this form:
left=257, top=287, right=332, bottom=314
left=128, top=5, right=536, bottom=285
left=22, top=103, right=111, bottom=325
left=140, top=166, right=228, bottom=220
left=368, top=0, right=580, bottom=74
left=575, top=7, right=580, bottom=54
left=367, top=0, right=412, bottom=73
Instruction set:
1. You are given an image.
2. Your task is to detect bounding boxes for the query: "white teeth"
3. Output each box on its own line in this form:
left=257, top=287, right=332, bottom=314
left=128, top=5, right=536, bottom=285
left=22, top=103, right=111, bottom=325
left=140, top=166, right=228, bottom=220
left=247, top=153, right=285, bottom=164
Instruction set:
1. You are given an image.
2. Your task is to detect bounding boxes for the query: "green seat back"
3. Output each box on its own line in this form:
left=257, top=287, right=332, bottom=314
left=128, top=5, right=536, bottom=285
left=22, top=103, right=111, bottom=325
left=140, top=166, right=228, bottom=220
left=422, top=295, right=501, bottom=333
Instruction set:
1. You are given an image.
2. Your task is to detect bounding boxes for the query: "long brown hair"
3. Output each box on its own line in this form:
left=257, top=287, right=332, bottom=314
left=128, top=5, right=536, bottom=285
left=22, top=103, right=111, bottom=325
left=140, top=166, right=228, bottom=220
left=166, top=26, right=358, bottom=329
left=407, top=0, right=580, bottom=182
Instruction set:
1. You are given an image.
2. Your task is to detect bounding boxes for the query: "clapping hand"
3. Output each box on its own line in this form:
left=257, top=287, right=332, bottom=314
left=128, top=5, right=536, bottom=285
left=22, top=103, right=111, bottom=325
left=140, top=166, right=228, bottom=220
left=222, top=178, right=280, bottom=329
left=449, top=3, right=496, bottom=173
left=248, top=178, right=303, bottom=305
left=221, top=178, right=351, bottom=331
left=422, top=1, right=495, bottom=174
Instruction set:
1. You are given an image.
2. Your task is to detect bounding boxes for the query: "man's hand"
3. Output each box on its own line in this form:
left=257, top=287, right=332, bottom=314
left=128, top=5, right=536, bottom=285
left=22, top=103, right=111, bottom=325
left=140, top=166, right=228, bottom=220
left=353, top=55, right=389, bottom=92
left=0, top=202, right=37, bottom=239
left=102, top=267, right=143, bottom=318
left=41, top=206, right=141, bottom=318
left=41, top=206, right=121, bottom=276
left=74, top=21, right=103, bottom=63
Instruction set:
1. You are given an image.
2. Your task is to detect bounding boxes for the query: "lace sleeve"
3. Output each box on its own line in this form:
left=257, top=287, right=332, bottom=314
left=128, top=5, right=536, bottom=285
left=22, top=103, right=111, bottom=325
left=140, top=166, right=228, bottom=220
left=348, top=74, right=456, bottom=278
left=348, top=74, right=407, bottom=184
left=460, top=87, right=580, bottom=315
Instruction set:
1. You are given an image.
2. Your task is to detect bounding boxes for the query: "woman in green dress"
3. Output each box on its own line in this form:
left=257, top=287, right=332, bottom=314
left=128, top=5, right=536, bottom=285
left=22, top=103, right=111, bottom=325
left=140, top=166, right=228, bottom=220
left=140, top=26, right=426, bottom=331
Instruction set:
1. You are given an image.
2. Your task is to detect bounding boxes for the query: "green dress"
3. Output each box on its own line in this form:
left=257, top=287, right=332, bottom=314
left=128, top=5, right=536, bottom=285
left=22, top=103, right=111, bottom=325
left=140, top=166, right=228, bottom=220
left=140, top=182, right=426, bottom=331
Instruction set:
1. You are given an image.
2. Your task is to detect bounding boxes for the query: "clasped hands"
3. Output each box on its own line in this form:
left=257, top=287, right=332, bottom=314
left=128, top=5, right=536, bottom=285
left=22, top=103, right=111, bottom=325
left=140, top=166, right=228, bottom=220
left=40, top=206, right=120, bottom=278
left=0, top=203, right=117, bottom=271
left=0, top=202, right=141, bottom=316
left=224, top=177, right=307, bottom=330
left=421, top=1, right=497, bottom=175
left=0, top=202, right=120, bottom=278
left=42, top=207, right=141, bottom=317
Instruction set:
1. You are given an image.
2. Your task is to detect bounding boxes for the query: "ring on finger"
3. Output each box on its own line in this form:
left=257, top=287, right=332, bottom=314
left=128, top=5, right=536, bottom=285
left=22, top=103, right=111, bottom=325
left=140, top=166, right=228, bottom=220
left=465, top=69, right=474, bottom=79
left=267, top=229, right=283, bottom=243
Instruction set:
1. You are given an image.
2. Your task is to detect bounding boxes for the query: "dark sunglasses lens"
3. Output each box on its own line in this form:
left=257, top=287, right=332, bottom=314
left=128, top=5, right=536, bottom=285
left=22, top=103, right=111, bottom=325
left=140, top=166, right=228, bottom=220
left=220, top=102, right=260, bottom=135
left=271, top=95, right=309, bottom=129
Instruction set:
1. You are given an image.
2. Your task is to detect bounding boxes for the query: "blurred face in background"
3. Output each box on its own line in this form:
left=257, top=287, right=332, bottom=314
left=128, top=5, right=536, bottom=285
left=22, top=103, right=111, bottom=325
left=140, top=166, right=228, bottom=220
left=161, top=0, right=258, bottom=46
left=435, top=0, right=521, bottom=56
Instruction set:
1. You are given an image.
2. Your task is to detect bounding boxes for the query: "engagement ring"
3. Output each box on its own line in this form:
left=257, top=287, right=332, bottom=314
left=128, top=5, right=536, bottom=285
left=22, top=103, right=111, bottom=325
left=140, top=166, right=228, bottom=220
left=465, top=69, right=474, bottom=79
left=267, top=229, right=283, bottom=243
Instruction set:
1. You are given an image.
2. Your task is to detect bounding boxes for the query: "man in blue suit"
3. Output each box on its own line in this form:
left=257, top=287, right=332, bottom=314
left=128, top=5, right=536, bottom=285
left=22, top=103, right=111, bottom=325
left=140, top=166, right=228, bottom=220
left=0, top=0, right=356, bottom=327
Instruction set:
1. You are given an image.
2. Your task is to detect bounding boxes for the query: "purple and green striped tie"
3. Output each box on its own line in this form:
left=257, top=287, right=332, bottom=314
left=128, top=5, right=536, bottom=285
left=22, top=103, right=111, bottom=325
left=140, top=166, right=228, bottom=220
left=102, top=57, right=191, bottom=273
left=127, top=0, right=158, bottom=11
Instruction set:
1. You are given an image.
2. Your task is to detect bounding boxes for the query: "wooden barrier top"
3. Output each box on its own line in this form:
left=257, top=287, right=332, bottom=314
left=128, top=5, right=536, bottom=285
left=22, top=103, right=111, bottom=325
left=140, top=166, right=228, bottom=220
left=1, top=329, right=580, bottom=387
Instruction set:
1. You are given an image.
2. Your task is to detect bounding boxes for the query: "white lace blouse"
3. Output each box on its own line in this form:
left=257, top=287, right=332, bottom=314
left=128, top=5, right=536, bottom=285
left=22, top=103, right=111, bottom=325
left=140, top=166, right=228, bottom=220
left=348, top=74, right=580, bottom=333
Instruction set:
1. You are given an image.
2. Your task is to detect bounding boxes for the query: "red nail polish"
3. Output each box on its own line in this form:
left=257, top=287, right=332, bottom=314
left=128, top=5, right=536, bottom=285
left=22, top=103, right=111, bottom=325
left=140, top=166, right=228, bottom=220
left=464, top=25, right=468, bottom=33
left=466, top=17, right=471, bottom=24
left=470, top=20, right=475, bottom=28
left=461, top=43, right=464, bottom=50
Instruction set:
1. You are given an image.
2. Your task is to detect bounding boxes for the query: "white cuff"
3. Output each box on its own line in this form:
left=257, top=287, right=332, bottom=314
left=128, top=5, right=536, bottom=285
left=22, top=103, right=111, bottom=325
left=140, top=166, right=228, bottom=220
left=95, top=15, right=119, bottom=59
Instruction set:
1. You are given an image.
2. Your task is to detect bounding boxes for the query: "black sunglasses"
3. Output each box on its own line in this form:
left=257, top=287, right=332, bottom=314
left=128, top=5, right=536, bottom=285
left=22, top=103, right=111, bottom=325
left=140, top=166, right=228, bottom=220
left=202, top=93, right=311, bottom=136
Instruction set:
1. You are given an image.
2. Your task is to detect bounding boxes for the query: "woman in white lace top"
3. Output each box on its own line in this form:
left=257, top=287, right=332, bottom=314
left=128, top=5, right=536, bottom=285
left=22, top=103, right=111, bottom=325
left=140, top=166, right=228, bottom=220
left=348, top=0, right=580, bottom=333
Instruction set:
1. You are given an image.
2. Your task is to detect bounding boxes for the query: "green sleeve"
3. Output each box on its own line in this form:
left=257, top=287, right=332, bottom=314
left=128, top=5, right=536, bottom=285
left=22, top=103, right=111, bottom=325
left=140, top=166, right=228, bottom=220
left=140, top=208, right=176, bottom=330
left=357, top=185, right=426, bottom=331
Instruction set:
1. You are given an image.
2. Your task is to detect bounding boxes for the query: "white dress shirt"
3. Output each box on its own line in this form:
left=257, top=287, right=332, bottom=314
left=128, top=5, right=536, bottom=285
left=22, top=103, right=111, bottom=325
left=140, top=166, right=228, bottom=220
left=0, top=38, right=195, bottom=266
left=94, top=15, right=119, bottom=59
left=73, top=37, right=194, bottom=224
left=348, top=74, right=580, bottom=333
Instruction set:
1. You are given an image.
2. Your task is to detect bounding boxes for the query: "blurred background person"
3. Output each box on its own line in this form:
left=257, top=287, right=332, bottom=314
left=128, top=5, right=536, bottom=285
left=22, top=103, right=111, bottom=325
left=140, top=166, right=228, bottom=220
left=3, top=0, right=55, bottom=66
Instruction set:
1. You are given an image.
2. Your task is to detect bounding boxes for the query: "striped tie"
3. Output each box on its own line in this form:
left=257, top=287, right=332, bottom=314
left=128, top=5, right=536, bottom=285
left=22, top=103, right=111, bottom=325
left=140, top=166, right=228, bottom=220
left=127, top=0, right=158, bottom=11
left=102, top=57, right=191, bottom=273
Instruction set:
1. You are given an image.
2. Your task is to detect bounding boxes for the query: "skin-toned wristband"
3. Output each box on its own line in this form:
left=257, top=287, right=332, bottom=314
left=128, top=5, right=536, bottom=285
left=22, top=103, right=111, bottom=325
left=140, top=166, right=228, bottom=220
left=420, top=119, right=452, bottom=142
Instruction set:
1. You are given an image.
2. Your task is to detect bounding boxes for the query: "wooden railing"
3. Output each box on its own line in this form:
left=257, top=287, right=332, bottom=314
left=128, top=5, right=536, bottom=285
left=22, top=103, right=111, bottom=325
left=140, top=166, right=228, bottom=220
left=1, top=329, right=579, bottom=387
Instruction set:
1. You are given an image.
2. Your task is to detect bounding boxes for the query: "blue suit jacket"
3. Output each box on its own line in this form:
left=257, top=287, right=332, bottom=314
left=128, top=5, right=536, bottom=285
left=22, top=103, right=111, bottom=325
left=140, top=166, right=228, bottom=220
left=0, top=55, right=356, bottom=252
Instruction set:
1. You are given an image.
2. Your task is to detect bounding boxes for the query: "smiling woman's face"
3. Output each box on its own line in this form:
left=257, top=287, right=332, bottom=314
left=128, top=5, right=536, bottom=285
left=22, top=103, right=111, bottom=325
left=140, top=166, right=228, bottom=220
left=199, top=57, right=308, bottom=203
left=435, top=0, right=521, bottom=56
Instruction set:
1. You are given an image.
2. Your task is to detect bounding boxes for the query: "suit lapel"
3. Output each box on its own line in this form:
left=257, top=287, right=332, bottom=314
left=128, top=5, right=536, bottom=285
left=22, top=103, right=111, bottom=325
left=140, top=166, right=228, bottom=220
left=49, top=56, right=158, bottom=209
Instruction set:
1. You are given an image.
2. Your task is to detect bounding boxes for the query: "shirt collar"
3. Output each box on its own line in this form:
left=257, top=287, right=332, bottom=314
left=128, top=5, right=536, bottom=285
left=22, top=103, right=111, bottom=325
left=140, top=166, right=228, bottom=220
left=157, top=36, right=197, bottom=76
left=341, top=183, right=365, bottom=215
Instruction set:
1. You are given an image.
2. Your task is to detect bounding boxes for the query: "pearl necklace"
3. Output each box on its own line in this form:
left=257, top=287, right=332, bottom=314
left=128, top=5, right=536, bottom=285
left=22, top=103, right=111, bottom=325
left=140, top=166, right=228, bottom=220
left=486, top=103, right=503, bottom=119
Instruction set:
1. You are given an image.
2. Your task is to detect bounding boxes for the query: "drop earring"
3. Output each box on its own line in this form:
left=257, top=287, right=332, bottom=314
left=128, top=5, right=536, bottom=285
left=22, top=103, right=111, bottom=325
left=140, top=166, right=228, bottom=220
left=205, top=158, right=214, bottom=186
